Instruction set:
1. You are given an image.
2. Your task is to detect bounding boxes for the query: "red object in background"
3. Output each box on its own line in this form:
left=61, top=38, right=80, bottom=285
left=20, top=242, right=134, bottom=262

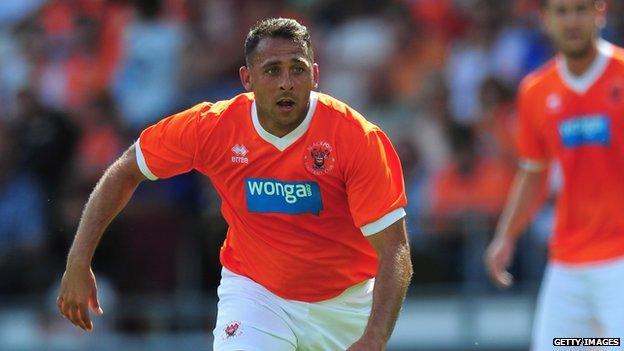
left=406, top=0, right=466, bottom=39
left=430, top=156, right=515, bottom=218
left=39, top=0, right=75, bottom=36
left=37, top=0, right=133, bottom=109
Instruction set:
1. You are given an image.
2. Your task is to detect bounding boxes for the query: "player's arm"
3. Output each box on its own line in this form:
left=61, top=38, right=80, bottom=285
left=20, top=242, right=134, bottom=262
left=484, top=162, right=548, bottom=288
left=58, top=144, right=146, bottom=331
left=348, top=218, right=413, bottom=351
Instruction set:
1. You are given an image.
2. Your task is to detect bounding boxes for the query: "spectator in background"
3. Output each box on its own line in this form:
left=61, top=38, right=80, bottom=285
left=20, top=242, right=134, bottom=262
left=477, top=77, right=518, bottom=167
left=426, top=123, right=514, bottom=288
left=0, top=120, right=48, bottom=294
left=178, top=22, right=244, bottom=106
left=322, top=1, right=396, bottom=110
left=428, top=123, right=514, bottom=230
left=387, top=1, right=453, bottom=104
left=0, top=16, right=46, bottom=118
left=445, top=0, right=532, bottom=123
left=11, top=88, right=77, bottom=200
left=9, top=88, right=77, bottom=280
left=113, top=0, right=185, bottom=133
left=409, top=74, right=453, bottom=177
left=62, top=16, right=108, bottom=110
left=73, top=90, right=125, bottom=185
left=34, top=0, right=133, bottom=112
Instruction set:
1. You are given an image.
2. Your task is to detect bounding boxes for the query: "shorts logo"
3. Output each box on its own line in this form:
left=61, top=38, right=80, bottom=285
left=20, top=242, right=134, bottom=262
left=231, top=144, right=249, bottom=164
left=558, top=115, right=610, bottom=148
left=304, top=141, right=335, bottom=175
left=222, top=320, right=242, bottom=339
left=245, top=178, right=323, bottom=215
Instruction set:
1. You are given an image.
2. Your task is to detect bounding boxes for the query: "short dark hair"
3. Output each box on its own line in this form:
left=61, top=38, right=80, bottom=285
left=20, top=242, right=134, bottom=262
left=244, top=18, right=313, bottom=66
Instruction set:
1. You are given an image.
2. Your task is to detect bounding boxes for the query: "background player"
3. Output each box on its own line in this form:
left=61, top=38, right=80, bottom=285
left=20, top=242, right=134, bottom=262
left=485, top=0, right=624, bottom=349
left=57, top=18, right=413, bottom=350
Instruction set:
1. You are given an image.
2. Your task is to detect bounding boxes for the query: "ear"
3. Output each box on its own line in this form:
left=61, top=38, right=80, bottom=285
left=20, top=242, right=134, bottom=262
left=596, top=0, right=607, bottom=29
left=312, top=63, right=320, bottom=90
left=539, top=8, right=551, bottom=35
left=239, top=66, right=253, bottom=91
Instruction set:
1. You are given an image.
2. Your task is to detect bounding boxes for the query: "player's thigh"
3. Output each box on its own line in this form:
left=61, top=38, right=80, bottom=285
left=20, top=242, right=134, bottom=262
left=292, top=279, right=372, bottom=351
left=213, top=320, right=294, bottom=351
left=213, top=271, right=296, bottom=351
left=591, top=258, right=624, bottom=337
left=531, top=264, right=598, bottom=351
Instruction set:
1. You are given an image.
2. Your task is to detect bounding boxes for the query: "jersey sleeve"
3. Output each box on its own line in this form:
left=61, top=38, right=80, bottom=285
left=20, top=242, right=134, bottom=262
left=136, top=102, right=210, bottom=180
left=344, top=128, right=407, bottom=236
left=516, top=80, right=549, bottom=170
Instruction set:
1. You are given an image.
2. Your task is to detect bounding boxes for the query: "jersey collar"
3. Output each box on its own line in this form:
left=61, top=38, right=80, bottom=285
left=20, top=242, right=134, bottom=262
left=557, top=39, right=613, bottom=95
left=251, top=91, right=318, bottom=151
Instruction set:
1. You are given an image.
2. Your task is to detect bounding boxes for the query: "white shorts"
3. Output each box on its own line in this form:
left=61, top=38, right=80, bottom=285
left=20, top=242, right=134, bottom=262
left=212, top=268, right=373, bottom=351
left=532, top=257, right=624, bottom=351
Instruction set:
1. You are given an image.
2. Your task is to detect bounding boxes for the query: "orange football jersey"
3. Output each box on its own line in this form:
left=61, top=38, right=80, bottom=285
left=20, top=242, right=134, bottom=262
left=136, top=91, right=407, bottom=301
left=518, top=40, right=624, bottom=263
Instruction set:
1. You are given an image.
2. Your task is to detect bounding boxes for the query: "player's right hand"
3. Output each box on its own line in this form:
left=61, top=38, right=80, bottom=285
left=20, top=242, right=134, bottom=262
left=57, top=265, right=103, bottom=332
left=484, top=236, right=516, bottom=289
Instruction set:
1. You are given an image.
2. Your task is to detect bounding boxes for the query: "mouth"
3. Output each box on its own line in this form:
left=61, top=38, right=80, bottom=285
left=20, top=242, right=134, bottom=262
left=276, top=98, right=296, bottom=112
left=563, top=30, right=583, bottom=41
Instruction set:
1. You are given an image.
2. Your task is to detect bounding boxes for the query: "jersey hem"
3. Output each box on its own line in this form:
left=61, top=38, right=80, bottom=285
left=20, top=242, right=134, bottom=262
left=550, top=252, right=624, bottom=266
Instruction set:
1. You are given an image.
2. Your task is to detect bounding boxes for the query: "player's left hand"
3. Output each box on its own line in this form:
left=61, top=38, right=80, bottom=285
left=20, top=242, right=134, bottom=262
left=484, top=236, right=516, bottom=289
left=57, top=265, right=103, bottom=331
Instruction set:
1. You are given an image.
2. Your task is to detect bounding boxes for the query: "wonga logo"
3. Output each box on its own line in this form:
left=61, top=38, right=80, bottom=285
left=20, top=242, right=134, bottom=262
left=245, top=178, right=323, bottom=215
left=558, top=115, right=611, bottom=148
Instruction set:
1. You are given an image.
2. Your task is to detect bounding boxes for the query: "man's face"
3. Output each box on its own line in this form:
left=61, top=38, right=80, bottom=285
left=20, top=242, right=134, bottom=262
left=543, top=0, right=603, bottom=58
left=240, top=37, right=319, bottom=133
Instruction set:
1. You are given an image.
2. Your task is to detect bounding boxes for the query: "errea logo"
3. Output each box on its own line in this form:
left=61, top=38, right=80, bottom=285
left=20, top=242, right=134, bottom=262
left=231, top=144, right=249, bottom=164
left=546, top=93, right=562, bottom=112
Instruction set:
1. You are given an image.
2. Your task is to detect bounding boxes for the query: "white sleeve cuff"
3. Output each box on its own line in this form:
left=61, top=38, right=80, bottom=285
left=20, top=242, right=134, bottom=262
left=360, top=207, right=406, bottom=236
left=519, top=158, right=547, bottom=172
left=135, top=139, right=158, bottom=181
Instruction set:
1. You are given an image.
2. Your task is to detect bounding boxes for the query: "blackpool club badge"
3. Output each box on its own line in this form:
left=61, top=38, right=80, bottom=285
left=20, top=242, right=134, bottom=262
left=304, top=141, right=335, bottom=175
left=222, top=320, right=243, bottom=340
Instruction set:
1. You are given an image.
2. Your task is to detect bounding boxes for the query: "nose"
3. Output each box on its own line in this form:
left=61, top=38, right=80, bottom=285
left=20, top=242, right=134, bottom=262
left=279, top=72, right=294, bottom=91
left=561, top=7, right=584, bottom=27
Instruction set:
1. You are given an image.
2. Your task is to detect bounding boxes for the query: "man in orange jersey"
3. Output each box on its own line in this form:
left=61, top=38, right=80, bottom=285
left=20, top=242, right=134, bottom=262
left=485, top=0, right=624, bottom=349
left=57, top=18, right=412, bottom=350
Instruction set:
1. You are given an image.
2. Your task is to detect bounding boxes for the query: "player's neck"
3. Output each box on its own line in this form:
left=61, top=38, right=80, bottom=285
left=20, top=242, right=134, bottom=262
left=562, top=43, right=599, bottom=77
left=258, top=109, right=308, bottom=138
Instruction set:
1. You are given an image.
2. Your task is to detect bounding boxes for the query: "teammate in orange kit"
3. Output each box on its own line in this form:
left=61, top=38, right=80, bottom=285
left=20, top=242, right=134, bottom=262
left=57, top=18, right=412, bottom=350
left=485, top=1, right=624, bottom=349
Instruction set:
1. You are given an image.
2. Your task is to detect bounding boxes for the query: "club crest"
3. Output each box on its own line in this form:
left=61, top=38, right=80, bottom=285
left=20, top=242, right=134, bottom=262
left=609, top=80, right=624, bottom=105
left=304, top=141, right=335, bottom=175
left=222, top=320, right=243, bottom=339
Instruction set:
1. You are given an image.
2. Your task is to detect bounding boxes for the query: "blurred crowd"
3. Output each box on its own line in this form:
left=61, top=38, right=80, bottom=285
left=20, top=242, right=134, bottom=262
left=2, top=0, right=624, bottom=321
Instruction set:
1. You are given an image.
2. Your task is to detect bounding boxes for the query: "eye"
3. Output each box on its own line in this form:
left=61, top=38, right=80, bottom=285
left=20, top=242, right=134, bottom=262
left=265, top=67, right=280, bottom=75
left=554, top=5, right=566, bottom=15
left=576, top=4, right=588, bottom=13
left=292, top=66, right=305, bottom=74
